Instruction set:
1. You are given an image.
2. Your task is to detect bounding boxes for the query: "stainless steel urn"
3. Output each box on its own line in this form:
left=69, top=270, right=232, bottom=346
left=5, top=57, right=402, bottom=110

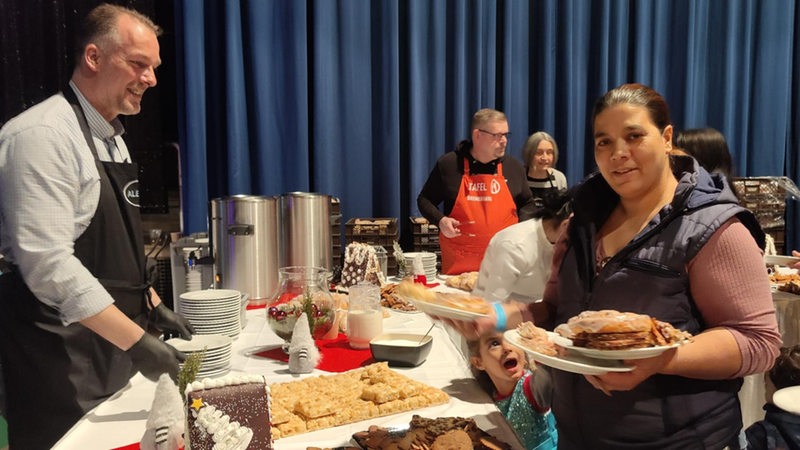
left=210, top=195, right=281, bottom=306
left=280, top=192, right=332, bottom=270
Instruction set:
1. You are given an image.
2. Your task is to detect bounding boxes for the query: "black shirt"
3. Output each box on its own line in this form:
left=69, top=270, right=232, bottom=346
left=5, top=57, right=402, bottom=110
left=417, top=140, right=536, bottom=225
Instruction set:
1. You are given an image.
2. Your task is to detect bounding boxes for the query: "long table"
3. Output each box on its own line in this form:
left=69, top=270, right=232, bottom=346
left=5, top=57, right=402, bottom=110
left=52, top=306, right=524, bottom=449
left=52, top=286, right=798, bottom=448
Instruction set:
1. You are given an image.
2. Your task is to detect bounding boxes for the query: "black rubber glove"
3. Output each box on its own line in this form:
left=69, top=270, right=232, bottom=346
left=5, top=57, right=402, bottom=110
left=127, top=332, right=186, bottom=382
left=149, top=302, right=195, bottom=340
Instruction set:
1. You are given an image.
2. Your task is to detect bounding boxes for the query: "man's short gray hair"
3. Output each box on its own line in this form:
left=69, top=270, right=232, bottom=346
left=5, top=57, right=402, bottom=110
left=471, top=108, right=507, bottom=130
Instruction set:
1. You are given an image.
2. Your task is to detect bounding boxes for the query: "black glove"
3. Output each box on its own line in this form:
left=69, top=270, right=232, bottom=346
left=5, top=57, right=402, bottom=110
left=149, top=302, right=195, bottom=340
left=127, top=332, right=186, bottom=382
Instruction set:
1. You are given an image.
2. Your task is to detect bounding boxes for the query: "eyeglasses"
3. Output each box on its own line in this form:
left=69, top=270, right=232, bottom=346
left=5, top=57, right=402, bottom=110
left=477, top=129, right=511, bottom=140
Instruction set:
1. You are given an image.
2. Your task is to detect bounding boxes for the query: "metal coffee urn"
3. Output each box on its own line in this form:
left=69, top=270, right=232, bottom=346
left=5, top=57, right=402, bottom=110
left=280, top=192, right=332, bottom=270
left=210, top=195, right=281, bottom=306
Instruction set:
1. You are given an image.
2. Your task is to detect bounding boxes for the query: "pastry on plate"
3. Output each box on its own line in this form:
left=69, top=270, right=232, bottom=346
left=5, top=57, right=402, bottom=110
left=554, top=310, right=692, bottom=350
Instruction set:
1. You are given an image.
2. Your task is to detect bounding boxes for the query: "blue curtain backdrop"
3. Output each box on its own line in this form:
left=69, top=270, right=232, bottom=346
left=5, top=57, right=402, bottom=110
left=174, top=0, right=800, bottom=251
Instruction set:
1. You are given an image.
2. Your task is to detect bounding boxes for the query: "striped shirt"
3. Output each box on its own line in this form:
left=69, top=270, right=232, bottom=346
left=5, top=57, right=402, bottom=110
left=0, top=82, right=131, bottom=324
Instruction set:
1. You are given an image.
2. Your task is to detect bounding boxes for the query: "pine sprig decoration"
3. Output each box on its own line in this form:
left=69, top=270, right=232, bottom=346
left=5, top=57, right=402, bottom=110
left=302, top=287, right=315, bottom=335
left=178, top=348, right=206, bottom=395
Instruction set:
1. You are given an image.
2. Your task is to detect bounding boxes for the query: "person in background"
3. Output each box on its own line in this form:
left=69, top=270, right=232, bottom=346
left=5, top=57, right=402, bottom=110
left=472, top=189, right=572, bottom=304
left=417, top=108, right=535, bottom=274
left=745, top=344, right=800, bottom=449
left=0, top=5, right=193, bottom=448
left=521, top=131, right=568, bottom=201
left=673, top=127, right=734, bottom=180
left=443, top=83, right=781, bottom=449
left=468, top=330, right=557, bottom=450
left=672, top=126, right=742, bottom=204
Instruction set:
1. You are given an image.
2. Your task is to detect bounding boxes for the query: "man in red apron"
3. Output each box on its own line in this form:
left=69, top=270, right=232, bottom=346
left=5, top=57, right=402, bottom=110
left=418, top=109, right=536, bottom=274
left=0, top=6, right=193, bottom=449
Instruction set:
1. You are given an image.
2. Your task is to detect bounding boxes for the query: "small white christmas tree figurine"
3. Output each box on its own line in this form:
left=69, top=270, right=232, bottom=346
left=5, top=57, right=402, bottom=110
left=140, top=374, right=185, bottom=450
left=288, top=313, right=321, bottom=373
left=412, top=253, right=426, bottom=282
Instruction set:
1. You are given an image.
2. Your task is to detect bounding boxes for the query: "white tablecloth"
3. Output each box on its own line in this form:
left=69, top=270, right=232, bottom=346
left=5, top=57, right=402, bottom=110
left=52, top=307, right=524, bottom=449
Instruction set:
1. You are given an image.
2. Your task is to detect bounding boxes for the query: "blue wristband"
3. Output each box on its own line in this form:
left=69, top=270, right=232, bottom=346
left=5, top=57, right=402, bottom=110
left=493, top=302, right=507, bottom=332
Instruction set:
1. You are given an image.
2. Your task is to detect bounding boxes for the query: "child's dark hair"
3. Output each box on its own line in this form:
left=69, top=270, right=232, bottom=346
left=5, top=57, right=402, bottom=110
left=531, top=188, right=573, bottom=223
left=467, top=337, right=498, bottom=396
left=769, top=344, right=800, bottom=390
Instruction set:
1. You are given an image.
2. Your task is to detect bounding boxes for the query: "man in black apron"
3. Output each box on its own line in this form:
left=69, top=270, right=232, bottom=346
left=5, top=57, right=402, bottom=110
left=0, top=5, right=193, bottom=449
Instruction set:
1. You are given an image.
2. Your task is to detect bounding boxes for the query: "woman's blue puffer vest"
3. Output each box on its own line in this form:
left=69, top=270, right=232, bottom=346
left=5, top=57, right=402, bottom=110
left=551, top=156, right=764, bottom=450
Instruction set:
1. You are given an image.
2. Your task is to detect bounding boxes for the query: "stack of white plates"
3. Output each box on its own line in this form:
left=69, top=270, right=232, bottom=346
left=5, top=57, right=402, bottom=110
left=177, top=289, right=243, bottom=339
left=166, top=334, right=232, bottom=378
left=398, top=251, right=437, bottom=280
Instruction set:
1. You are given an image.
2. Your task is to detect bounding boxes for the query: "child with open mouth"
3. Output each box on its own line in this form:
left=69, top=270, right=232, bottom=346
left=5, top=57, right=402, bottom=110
left=468, top=330, right=558, bottom=449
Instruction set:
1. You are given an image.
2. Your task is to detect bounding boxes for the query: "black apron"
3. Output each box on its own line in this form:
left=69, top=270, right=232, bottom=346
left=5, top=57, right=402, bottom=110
left=0, top=86, right=149, bottom=450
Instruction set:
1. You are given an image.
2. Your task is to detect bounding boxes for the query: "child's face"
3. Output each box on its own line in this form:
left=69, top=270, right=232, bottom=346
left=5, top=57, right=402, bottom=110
left=471, top=332, right=527, bottom=385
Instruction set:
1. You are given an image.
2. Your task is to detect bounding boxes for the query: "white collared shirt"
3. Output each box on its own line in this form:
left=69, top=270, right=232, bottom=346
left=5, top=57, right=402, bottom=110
left=472, top=218, right=555, bottom=304
left=0, top=83, right=130, bottom=324
left=70, top=80, right=131, bottom=163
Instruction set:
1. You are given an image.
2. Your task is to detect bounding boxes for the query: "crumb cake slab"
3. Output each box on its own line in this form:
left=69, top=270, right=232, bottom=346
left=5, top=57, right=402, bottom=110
left=269, top=362, right=449, bottom=439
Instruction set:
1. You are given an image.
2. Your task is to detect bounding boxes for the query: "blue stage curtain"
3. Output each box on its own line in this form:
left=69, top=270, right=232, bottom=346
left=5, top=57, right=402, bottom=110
left=175, top=0, right=800, bottom=250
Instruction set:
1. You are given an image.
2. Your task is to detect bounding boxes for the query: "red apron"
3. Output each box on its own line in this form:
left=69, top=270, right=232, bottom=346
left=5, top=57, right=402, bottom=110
left=439, top=158, right=518, bottom=274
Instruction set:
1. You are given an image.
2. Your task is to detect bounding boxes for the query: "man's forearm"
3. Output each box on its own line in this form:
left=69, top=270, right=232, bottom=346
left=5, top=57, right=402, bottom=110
left=80, top=305, right=145, bottom=350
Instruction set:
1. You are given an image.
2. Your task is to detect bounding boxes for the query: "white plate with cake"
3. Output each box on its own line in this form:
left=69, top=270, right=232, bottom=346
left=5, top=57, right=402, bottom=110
left=764, top=254, right=800, bottom=267
left=396, top=281, right=489, bottom=321
left=559, top=340, right=684, bottom=360
left=552, top=310, right=693, bottom=360
left=504, top=329, right=632, bottom=375
left=409, top=298, right=488, bottom=321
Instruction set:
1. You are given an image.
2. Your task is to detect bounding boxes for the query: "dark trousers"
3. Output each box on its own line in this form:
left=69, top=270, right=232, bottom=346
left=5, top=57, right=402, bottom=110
left=0, top=272, right=132, bottom=450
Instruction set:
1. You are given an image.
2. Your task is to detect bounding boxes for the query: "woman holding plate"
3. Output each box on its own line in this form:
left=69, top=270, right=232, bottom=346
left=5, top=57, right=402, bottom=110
left=442, top=83, right=781, bottom=449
